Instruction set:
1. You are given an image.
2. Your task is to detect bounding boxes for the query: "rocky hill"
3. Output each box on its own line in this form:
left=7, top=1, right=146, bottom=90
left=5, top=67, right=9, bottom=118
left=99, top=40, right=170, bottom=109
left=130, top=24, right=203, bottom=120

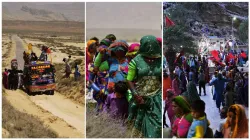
left=164, top=2, right=248, bottom=43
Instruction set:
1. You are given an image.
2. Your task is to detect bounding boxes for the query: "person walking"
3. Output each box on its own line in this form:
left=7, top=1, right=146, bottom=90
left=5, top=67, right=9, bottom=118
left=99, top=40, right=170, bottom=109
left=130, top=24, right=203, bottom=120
left=198, top=69, right=206, bottom=96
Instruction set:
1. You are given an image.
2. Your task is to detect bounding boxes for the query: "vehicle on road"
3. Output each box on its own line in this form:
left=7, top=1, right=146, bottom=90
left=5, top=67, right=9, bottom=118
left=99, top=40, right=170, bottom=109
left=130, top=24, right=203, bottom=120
left=23, top=61, right=56, bottom=95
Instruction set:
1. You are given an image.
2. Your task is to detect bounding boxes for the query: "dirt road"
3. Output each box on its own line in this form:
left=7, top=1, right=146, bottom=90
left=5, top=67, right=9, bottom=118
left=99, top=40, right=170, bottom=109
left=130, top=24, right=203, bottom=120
left=30, top=93, right=85, bottom=133
left=3, top=35, right=85, bottom=138
left=12, top=35, right=25, bottom=70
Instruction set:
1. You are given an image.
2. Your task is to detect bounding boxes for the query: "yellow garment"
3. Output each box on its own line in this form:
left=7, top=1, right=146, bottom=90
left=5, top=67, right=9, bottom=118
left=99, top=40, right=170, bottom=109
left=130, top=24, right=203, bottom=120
left=188, top=116, right=209, bottom=138
left=87, top=40, right=96, bottom=48
left=126, top=51, right=138, bottom=56
left=194, top=126, right=204, bottom=138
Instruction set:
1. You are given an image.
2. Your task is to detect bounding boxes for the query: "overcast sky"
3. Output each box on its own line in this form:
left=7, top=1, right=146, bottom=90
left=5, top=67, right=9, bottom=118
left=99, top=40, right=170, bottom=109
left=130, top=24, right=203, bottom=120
left=86, top=2, right=162, bottom=30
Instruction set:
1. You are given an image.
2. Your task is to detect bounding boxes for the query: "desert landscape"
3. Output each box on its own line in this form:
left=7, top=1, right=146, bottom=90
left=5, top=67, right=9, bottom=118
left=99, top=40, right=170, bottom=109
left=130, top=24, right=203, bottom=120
left=2, top=3, right=85, bottom=138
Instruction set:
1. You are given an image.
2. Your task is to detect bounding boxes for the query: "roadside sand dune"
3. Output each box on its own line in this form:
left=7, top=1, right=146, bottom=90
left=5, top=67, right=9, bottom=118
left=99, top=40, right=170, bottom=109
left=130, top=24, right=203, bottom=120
left=4, top=89, right=83, bottom=138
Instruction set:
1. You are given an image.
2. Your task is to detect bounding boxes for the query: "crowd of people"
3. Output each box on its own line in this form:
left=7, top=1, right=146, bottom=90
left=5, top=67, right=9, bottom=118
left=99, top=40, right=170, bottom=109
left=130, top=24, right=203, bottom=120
left=86, top=34, right=162, bottom=138
left=163, top=49, right=249, bottom=138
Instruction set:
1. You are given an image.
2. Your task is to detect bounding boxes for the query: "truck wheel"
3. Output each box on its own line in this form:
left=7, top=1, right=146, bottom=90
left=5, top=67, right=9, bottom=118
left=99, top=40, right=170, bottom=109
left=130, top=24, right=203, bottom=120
left=26, top=89, right=34, bottom=96
left=26, top=88, right=30, bottom=95
left=50, top=90, right=54, bottom=95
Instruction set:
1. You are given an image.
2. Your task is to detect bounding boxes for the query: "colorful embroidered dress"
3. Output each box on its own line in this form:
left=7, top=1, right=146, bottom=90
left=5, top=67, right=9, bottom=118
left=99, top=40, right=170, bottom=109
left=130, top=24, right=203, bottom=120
left=92, top=40, right=111, bottom=111
left=127, top=35, right=162, bottom=138
left=106, top=40, right=129, bottom=93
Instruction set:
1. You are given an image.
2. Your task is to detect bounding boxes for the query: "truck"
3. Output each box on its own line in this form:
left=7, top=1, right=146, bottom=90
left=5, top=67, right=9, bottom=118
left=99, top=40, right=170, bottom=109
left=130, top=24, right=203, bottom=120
left=23, top=61, right=56, bottom=95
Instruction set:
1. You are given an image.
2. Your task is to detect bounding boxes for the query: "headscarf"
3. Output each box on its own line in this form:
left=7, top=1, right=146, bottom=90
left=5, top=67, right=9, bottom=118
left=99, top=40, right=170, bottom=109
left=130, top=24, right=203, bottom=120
left=108, top=40, right=129, bottom=53
left=100, top=38, right=111, bottom=47
left=126, top=43, right=140, bottom=56
left=172, top=96, right=191, bottom=114
left=224, top=104, right=248, bottom=138
left=138, top=35, right=161, bottom=58
left=106, top=34, right=116, bottom=41
left=182, top=81, right=200, bottom=104
left=86, top=40, right=97, bottom=62
left=87, top=40, right=96, bottom=48
left=156, top=37, right=162, bottom=47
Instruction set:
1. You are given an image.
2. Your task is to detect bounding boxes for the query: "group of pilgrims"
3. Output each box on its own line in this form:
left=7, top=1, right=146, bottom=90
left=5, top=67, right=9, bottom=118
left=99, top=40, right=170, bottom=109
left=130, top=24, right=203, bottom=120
left=86, top=34, right=162, bottom=138
left=163, top=48, right=248, bottom=138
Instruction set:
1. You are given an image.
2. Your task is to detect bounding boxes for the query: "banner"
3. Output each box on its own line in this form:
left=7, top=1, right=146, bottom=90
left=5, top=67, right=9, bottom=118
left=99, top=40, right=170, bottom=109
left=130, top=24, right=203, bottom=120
left=165, top=16, right=175, bottom=27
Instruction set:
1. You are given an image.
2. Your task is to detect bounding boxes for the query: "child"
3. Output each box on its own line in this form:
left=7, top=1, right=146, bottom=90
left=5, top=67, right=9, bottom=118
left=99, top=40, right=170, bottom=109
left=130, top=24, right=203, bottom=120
left=74, top=63, right=81, bottom=81
left=187, top=100, right=209, bottom=138
left=214, top=107, right=227, bottom=138
left=103, top=81, right=128, bottom=119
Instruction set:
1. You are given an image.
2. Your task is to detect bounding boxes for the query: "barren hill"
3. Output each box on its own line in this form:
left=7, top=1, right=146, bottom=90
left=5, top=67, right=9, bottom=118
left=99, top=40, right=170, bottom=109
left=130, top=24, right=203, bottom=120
left=2, top=2, right=85, bottom=22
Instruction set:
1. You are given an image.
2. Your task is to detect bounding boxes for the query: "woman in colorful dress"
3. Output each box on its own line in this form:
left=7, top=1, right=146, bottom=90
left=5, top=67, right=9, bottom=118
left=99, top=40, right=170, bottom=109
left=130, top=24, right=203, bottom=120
left=127, top=35, right=162, bottom=138
left=171, top=96, right=193, bottom=138
left=163, top=71, right=172, bottom=100
left=105, top=40, right=129, bottom=94
left=223, top=104, right=248, bottom=138
left=172, top=74, right=182, bottom=96
left=86, top=40, right=97, bottom=82
left=92, top=39, right=111, bottom=113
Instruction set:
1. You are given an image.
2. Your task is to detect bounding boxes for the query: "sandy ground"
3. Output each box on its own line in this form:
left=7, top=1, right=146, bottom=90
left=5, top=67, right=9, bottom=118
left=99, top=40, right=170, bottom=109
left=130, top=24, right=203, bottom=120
left=2, top=34, right=16, bottom=69
left=2, top=35, right=85, bottom=138
left=4, top=89, right=83, bottom=138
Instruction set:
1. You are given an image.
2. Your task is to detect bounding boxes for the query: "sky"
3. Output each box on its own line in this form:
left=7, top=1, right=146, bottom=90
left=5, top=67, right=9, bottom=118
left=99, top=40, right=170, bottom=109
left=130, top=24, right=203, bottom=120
left=3, top=2, right=85, bottom=21
left=86, top=2, right=162, bottom=30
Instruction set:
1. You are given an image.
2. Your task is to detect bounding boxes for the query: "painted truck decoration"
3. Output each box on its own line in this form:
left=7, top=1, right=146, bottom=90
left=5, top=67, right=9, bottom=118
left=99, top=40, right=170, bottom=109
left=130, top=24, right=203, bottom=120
left=23, top=61, right=56, bottom=95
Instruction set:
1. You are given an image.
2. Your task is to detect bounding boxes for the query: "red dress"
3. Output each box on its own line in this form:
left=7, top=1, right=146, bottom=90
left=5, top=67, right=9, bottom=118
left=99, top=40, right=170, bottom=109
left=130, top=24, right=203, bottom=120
left=163, top=77, right=172, bottom=100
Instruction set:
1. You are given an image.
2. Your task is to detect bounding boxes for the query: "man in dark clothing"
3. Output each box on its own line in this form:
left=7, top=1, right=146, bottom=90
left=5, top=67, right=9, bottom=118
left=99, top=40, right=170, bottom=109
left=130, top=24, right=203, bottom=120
left=198, top=69, right=206, bottom=96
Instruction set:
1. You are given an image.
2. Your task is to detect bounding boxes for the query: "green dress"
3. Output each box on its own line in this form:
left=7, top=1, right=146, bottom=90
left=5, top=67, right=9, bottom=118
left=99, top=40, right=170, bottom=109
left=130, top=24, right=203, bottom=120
left=127, top=35, right=162, bottom=138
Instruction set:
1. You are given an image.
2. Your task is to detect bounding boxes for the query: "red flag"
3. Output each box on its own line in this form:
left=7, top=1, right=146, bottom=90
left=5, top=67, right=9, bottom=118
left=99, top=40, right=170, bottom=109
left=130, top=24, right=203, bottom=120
left=210, top=50, right=220, bottom=61
left=209, top=57, right=225, bottom=67
left=228, top=53, right=235, bottom=60
left=46, top=48, right=51, bottom=54
left=241, top=52, right=247, bottom=58
left=165, top=16, right=175, bottom=27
